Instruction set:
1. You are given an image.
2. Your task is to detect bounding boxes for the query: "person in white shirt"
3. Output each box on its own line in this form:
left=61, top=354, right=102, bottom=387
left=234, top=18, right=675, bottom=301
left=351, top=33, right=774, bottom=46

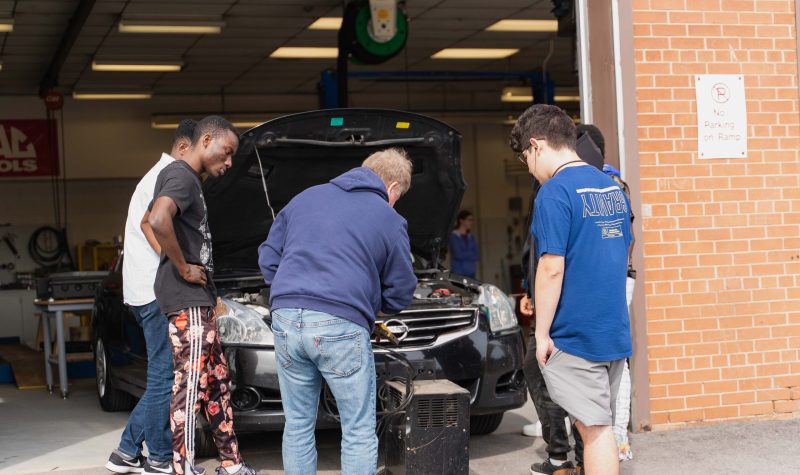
left=106, top=119, right=196, bottom=475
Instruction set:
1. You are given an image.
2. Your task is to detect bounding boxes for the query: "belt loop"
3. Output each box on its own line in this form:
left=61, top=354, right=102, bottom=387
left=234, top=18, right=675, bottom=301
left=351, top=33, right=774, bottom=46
left=297, top=308, right=303, bottom=328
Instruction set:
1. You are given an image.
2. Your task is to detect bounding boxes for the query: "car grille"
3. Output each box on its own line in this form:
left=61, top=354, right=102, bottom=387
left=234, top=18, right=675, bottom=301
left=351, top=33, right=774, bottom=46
left=373, top=307, right=479, bottom=349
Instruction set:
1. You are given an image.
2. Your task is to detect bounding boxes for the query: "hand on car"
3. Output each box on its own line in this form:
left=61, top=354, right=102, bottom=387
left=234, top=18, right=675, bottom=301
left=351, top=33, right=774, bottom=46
left=214, top=297, right=228, bottom=317
left=535, top=335, right=554, bottom=367
left=520, top=295, right=533, bottom=316
left=181, top=264, right=207, bottom=286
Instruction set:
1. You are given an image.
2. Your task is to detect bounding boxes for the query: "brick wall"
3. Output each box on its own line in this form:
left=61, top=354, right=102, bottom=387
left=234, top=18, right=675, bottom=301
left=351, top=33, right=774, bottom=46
left=632, top=0, right=800, bottom=429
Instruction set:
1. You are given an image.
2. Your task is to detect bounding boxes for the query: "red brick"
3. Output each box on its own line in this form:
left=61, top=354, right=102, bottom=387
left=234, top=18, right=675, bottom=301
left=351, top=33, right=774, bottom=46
left=774, top=400, right=800, bottom=413
left=687, top=395, right=721, bottom=408
left=668, top=383, right=703, bottom=397
left=669, top=409, right=705, bottom=423
left=704, top=406, right=739, bottom=419
left=722, top=391, right=755, bottom=405
left=651, top=397, right=686, bottom=411
left=740, top=402, right=774, bottom=416
left=757, top=389, right=791, bottom=402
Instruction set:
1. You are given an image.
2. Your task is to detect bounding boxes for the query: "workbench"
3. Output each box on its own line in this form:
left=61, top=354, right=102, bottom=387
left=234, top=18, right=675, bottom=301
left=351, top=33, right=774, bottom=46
left=33, top=298, right=95, bottom=398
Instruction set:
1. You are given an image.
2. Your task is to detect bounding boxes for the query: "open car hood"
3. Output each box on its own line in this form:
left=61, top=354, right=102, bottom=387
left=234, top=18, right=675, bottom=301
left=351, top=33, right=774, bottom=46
left=204, top=109, right=465, bottom=273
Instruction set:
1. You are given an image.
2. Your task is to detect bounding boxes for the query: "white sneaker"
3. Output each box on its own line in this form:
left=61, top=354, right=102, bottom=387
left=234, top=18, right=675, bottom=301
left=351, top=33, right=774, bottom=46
left=522, top=418, right=572, bottom=437
left=522, top=421, right=542, bottom=437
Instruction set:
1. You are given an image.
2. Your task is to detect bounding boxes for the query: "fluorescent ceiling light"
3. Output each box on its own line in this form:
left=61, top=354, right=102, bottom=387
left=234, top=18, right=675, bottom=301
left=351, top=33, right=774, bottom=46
left=308, top=17, right=342, bottom=30
left=501, top=86, right=532, bottom=102
left=0, top=19, right=13, bottom=33
left=486, top=19, right=558, bottom=32
left=119, top=20, right=224, bottom=34
left=73, top=91, right=152, bottom=100
left=151, top=114, right=274, bottom=129
left=269, top=47, right=339, bottom=59
left=554, top=95, right=581, bottom=102
left=92, top=60, right=183, bottom=72
left=154, top=122, right=262, bottom=129
left=431, top=48, right=519, bottom=60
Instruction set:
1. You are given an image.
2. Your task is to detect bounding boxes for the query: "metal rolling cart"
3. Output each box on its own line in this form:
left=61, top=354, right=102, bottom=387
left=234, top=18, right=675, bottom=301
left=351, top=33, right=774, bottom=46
left=34, top=297, right=95, bottom=398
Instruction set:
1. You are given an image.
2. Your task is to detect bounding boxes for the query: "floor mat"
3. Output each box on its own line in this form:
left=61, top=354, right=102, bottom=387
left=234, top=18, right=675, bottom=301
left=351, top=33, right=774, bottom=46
left=0, top=344, right=46, bottom=389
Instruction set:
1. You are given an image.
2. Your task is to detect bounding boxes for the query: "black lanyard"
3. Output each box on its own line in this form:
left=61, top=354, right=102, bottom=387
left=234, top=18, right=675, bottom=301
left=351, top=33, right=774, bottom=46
left=552, top=159, right=584, bottom=177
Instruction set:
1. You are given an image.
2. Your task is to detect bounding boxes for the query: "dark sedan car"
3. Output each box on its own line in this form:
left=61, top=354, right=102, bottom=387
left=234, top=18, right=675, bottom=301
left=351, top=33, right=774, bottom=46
left=92, top=109, right=526, bottom=455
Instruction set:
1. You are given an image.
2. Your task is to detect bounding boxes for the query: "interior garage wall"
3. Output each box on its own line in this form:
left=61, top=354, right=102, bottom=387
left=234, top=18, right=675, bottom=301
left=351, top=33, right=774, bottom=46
left=0, top=96, right=520, bottom=291
left=633, top=0, right=800, bottom=428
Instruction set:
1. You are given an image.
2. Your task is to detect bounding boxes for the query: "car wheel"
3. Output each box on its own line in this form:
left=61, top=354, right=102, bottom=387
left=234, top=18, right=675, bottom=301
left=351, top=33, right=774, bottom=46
left=195, top=416, right=219, bottom=458
left=95, top=336, right=136, bottom=412
left=469, top=413, right=504, bottom=435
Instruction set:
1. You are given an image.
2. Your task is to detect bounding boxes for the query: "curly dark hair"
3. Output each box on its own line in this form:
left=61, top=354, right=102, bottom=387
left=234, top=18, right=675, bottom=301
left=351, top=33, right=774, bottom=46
left=508, top=104, right=577, bottom=153
left=576, top=123, right=605, bottom=158
left=173, top=119, right=196, bottom=146
left=192, top=115, right=238, bottom=145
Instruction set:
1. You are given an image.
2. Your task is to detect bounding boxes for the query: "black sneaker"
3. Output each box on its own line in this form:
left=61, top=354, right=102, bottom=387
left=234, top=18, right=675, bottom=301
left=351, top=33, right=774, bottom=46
left=215, top=462, right=265, bottom=475
left=106, top=451, right=145, bottom=473
left=530, top=459, right=574, bottom=475
left=143, top=459, right=172, bottom=474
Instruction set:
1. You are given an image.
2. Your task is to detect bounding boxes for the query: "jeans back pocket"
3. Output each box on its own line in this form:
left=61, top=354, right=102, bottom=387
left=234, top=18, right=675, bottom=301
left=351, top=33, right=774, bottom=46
left=273, top=329, right=292, bottom=369
left=317, top=331, right=362, bottom=377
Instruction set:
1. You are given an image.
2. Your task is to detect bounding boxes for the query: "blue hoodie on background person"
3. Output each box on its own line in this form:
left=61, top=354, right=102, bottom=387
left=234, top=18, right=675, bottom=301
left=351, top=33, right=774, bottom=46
left=258, top=166, right=417, bottom=331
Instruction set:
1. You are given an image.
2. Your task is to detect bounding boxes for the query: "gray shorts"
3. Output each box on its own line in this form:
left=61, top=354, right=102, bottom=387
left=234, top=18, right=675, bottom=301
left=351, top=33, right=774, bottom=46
left=540, top=348, right=625, bottom=427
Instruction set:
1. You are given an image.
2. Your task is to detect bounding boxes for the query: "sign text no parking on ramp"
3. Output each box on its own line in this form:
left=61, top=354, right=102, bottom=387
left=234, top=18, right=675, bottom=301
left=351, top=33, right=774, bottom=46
left=695, top=74, right=747, bottom=160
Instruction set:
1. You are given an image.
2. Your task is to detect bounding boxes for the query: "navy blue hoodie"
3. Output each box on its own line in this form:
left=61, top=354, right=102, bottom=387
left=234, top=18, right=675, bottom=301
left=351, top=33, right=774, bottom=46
left=258, top=167, right=417, bottom=331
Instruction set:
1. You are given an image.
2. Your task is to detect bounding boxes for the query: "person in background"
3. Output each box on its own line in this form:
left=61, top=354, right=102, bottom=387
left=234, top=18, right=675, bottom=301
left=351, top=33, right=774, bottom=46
left=580, top=122, right=636, bottom=463
left=105, top=119, right=195, bottom=475
left=602, top=162, right=636, bottom=462
left=449, top=210, right=480, bottom=278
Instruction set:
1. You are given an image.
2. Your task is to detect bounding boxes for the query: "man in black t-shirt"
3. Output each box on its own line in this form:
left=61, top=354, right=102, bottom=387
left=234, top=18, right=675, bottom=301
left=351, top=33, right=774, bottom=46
left=147, top=115, right=261, bottom=475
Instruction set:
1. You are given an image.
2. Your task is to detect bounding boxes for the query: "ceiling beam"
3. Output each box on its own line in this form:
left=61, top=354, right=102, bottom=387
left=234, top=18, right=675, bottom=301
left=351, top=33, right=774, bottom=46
left=38, top=0, right=96, bottom=97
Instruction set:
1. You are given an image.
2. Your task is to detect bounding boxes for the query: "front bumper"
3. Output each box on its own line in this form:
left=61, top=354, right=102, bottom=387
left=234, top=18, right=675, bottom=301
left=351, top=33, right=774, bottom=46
left=224, top=323, right=527, bottom=432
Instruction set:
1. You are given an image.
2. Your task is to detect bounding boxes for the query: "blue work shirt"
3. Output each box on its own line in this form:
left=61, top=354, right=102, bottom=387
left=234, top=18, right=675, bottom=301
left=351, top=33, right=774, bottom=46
left=449, top=231, right=479, bottom=278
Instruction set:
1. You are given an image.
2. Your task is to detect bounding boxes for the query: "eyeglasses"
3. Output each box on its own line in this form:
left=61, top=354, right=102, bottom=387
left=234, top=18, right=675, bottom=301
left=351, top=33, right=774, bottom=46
left=516, top=138, right=546, bottom=165
left=516, top=146, right=531, bottom=165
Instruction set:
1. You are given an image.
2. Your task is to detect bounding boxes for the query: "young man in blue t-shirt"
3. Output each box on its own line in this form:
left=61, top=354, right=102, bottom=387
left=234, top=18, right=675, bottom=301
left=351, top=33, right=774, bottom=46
left=510, top=105, right=633, bottom=475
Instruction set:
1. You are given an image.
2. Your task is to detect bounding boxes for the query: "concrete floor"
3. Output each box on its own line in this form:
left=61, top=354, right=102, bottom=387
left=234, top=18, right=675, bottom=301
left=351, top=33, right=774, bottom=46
left=1, top=379, right=799, bottom=474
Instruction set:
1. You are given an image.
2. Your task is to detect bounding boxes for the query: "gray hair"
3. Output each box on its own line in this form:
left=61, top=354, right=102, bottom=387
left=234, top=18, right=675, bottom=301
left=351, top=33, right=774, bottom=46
left=362, top=147, right=413, bottom=195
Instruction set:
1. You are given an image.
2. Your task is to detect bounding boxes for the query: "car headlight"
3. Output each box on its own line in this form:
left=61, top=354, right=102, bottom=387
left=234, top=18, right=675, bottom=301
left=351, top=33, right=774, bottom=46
left=216, top=298, right=273, bottom=346
left=477, top=284, right=518, bottom=333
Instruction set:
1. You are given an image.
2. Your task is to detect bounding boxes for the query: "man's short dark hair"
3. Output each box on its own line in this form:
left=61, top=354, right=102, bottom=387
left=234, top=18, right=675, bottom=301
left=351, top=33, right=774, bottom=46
left=173, top=119, right=196, bottom=146
left=192, top=115, right=238, bottom=145
left=576, top=123, right=605, bottom=158
left=508, top=104, right=577, bottom=153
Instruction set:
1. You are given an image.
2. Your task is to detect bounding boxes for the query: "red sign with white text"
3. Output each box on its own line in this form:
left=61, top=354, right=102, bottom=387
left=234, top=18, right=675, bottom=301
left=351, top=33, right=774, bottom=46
left=0, top=120, right=60, bottom=177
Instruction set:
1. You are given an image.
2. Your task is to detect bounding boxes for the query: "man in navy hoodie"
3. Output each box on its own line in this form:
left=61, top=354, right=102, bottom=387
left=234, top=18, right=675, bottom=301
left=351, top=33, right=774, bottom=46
left=258, top=147, right=418, bottom=475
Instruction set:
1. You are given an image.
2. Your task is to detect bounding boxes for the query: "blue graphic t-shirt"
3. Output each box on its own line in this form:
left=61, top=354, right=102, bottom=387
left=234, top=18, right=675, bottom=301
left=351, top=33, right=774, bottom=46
left=532, top=164, right=633, bottom=362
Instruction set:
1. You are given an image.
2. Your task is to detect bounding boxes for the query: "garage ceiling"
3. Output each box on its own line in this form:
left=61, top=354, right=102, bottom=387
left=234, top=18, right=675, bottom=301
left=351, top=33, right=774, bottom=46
left=0, top=0, right=577, bottom=101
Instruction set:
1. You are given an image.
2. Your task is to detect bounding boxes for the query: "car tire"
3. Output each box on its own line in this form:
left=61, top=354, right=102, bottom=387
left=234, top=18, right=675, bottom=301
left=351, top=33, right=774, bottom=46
left=469, top=413, right=504, bottom=435
left=94, top=336, right=136, bottom=412
left=195, top=417, right=219, bottom=458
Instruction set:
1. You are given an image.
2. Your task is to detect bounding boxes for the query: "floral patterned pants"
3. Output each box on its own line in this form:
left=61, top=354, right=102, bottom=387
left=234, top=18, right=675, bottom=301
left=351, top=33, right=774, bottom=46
left=168, top=307, right=242, bottom=474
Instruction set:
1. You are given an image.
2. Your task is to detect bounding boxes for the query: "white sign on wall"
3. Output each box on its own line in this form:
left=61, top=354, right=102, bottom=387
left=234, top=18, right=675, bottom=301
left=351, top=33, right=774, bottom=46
left=695, top=74, right=747, bottom=159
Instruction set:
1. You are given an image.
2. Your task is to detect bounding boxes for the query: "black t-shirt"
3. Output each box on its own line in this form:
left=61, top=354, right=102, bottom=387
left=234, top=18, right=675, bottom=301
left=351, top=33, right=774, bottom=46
left=150, top=160, right=216, bottom=313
